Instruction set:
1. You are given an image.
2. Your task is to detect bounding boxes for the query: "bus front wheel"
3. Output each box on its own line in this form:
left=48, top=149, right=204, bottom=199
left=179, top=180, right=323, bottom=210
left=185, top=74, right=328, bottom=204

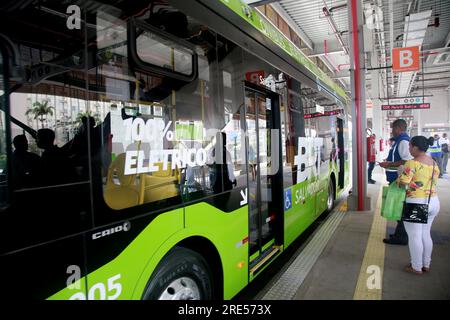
left=142, top=247, right=213, bottom=300
left=326, top=180, right=335, bottom=213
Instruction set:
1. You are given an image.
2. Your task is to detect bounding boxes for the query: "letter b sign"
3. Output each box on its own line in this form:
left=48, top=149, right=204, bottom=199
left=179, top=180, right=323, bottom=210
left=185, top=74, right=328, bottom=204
left=392, top=46, right=419, bottom=72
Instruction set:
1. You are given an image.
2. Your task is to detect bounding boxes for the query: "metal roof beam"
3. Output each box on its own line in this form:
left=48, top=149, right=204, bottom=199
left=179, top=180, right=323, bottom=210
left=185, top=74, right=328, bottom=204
left=331, top=70, right=350, bottom=79
left=270, top=3, right=314, bottom=49
left=308, top=49, right=345, bottom=57
left=244, top=0, right=283, bottom=6
left=445, top=31, right=450, bottom=47
left=311, top=39, right=346, bottom=56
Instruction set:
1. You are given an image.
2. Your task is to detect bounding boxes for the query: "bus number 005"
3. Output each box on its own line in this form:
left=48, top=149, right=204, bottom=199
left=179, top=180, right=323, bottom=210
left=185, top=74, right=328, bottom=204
left=69, top=274, right=122, bottom=300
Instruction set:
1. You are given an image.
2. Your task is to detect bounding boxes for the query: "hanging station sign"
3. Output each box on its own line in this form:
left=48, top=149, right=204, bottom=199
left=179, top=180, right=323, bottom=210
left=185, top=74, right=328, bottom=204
left=381, top=103, right=430, bottom=110
left=422, top=127, right=450, bottom=133
left=386, top=115, right=414, bottom=121
left=385, top=97, right=424, bottom=105
left=304, top=109, right=342, bottom=119
left=392, top=46, right=420, bottom=72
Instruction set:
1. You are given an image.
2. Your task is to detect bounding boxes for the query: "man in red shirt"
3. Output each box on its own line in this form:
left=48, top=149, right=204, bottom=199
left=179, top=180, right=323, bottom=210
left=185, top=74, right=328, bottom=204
left=367, top=133, right=376, bottom=184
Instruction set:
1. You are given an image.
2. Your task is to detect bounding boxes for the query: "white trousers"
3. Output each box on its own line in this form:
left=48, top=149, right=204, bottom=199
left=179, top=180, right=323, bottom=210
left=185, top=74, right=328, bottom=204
left=404, top=197, right=440, bottom=272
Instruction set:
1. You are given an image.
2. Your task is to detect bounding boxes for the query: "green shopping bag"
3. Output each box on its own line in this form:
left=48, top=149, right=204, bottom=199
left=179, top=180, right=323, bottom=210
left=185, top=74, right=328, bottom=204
left=381, top=183, right=406, bottom=221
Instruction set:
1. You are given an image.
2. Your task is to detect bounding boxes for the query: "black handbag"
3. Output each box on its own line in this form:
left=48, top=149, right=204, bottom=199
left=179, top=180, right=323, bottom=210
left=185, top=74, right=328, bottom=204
left=401, top=162, right=435, bottom=224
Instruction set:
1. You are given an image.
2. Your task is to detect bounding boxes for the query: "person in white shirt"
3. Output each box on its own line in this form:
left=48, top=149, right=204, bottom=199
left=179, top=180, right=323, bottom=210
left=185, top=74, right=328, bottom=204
left=396, top=132, right=414, bottom=175
left=379, top=119, right=413, bottom=245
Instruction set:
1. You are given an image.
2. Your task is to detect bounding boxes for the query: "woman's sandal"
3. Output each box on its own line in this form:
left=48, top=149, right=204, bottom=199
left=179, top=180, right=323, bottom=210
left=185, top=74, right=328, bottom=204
left=405, top=265, right=423, bottom=275
left=422, top=266, right=430, bottom=273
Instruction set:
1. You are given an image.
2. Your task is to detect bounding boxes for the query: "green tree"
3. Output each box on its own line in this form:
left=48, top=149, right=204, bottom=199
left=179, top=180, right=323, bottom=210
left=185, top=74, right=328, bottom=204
left=75, top=110, right=101, bottom=126
left=25, top=100, right=54, bottom=128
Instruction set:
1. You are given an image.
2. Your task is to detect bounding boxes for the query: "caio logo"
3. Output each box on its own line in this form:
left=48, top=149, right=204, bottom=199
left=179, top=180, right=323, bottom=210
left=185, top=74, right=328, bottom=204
left=392, top=46, right=420, bottom=72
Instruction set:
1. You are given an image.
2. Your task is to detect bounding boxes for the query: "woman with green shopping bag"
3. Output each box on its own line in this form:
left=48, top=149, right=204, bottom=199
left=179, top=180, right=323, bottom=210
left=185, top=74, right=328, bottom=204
left=396, top=136, right=440, bottom=275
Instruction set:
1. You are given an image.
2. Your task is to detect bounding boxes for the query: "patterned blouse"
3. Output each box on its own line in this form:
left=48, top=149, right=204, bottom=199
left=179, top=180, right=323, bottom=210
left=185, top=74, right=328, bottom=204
left=398, top=160, right=440, bottom=199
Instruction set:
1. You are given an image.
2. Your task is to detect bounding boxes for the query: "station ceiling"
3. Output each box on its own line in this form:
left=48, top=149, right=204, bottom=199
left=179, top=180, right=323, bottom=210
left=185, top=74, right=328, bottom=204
left=262, top=0, right=450, bottom=98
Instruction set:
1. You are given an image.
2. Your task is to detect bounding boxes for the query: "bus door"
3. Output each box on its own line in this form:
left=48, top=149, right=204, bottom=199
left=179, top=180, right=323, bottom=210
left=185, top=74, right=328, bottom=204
left=337, top=118, right=345, bottom=189
left=243, top=84, right=283, bottom=278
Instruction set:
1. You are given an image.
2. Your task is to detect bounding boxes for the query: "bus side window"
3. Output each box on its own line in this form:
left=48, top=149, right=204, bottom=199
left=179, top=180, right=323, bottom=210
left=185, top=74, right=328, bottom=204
left=1, top=0, right=95, bottom=251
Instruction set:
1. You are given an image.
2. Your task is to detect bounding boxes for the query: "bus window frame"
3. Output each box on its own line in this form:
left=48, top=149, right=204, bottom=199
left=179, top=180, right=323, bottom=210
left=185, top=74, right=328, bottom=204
left=0, top=45, right=13, bottom=211
left=127, top=18, right=198, bottom=83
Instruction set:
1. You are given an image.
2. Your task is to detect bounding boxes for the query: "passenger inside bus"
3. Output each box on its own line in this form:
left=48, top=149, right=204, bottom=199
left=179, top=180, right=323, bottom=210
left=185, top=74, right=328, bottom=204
left=11, top=134, right=40, bottom=189
left=63, top=116, right=101, bottom=179
left=36, top=128, right=77, bottom=186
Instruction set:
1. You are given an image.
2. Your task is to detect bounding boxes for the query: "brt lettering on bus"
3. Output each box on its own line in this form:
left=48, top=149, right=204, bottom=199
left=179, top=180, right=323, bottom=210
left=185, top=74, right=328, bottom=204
left=293, top=137, right=323, bottom=205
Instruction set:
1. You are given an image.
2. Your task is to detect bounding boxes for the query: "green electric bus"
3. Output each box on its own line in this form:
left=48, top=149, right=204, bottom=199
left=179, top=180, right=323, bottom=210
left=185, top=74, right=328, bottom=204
left=0, top=0, right=350, bottom=299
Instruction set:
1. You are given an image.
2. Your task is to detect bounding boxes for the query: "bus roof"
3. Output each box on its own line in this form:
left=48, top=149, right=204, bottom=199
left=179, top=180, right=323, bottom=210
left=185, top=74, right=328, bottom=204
left=219, top=0, right=348, bottom=103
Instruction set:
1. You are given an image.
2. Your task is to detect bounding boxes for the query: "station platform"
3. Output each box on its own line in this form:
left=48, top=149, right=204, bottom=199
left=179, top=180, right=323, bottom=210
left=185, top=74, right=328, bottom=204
left=256, top=168, right=450, bottom=300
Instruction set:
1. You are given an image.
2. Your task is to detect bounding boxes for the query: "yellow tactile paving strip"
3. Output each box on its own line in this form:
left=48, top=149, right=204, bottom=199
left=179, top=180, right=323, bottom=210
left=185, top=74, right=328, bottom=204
left=353, top=186, right=386, bottom=300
